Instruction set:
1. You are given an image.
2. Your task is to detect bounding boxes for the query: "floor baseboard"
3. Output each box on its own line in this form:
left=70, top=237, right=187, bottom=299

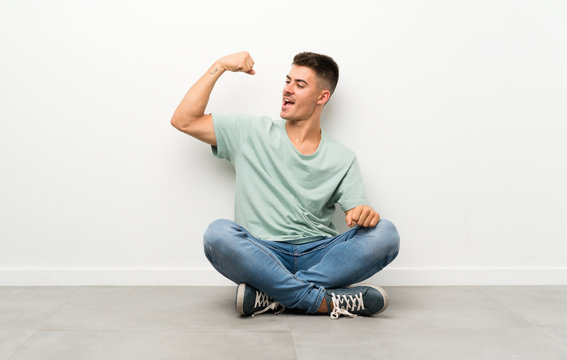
left=1, top=267, right=566, bottom=286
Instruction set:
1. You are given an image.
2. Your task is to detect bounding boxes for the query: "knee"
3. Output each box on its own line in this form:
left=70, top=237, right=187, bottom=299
left=375, top=218, right=401, bottom=256
left=203, top=218, right=238, bottom=251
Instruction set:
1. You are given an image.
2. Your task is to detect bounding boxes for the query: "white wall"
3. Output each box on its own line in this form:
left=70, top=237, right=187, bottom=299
left=1, top=0, right=566, bottom=285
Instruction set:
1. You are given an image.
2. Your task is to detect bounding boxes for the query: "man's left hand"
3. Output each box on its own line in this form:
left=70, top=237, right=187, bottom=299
left=345, top=205, right=380, bottom=228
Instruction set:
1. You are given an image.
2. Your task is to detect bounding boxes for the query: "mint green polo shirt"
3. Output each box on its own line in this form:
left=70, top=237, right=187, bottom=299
left=211, top=113, right=368, bottom=243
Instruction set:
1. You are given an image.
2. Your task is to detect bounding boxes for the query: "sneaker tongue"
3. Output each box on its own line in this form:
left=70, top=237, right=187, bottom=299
left=254, top=290, right=272, bottom=309
left=327, top=292, right=358, bottom=320
left=325, top=288, right=367, bottom=319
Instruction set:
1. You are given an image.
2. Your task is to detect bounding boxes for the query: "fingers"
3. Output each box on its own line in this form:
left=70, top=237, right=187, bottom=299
left=217, top=51, right=255, bottom=74
left=362, top=210, right=380, bottom=227
left=358, top=208, right=371, bottom=227
left=345, top=213, right=353, bottom=227
left=354, top=208, right=366, bottom=226
left=369, top=212, right=381, bottom=227
left=243, top=54, right=255, bottom=75
left=347, top=206, right=381, bottom=228
left=346, top=206, right=362, bottom=227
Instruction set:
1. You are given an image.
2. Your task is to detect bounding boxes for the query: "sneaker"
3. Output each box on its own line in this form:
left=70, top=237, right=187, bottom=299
left=235, top=283, right=285, bottom=317
left=325, top=284, right=389, bottom=319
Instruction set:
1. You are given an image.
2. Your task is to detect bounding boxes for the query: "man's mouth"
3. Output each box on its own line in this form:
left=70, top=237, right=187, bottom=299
left=282, top=97, right=295, bottom=110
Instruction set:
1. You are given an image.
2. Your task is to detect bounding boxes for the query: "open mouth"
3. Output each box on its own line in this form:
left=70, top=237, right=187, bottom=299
left=282, top=97, right=295, bottom=109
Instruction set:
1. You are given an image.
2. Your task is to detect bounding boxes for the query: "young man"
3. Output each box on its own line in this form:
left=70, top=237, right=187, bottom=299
left=171, top=51, right=400, bottom=319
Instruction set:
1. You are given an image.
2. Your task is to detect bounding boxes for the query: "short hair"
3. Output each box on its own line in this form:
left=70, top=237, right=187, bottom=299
left=292, top=52, right=339, bottom=95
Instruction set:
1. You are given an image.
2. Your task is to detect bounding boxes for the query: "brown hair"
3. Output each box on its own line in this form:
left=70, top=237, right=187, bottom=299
left=292, top=52, right=339, bottom=95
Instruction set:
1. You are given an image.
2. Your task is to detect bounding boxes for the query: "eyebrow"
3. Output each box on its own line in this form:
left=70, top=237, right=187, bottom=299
left=286, top=75, right=309, bottom=86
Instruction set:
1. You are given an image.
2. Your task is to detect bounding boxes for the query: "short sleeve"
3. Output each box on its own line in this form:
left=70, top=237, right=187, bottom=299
left=211, top=113, right=253, bottom=162
left=332, top=156, right=369, bottom=212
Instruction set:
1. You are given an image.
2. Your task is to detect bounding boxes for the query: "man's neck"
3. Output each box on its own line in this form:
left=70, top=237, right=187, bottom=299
left=285, top=118, right=322, bottom=155
left=286, top=118, right=321, bottom=142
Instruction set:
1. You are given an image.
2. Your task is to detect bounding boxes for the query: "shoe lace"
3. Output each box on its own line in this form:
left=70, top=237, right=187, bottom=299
left=329, top=291, right=364, bottom=320
left=251, top=290, right=285, bottom=317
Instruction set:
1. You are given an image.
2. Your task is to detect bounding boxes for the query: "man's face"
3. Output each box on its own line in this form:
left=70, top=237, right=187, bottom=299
left=280, top=65, right=328, bottom=121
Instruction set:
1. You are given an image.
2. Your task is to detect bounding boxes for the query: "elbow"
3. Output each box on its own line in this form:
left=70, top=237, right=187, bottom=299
left=171, top=114, right=189, bottom=132
left=170, top=115, right=181, bottom=130
left=171, top=114, right=196, bottom=135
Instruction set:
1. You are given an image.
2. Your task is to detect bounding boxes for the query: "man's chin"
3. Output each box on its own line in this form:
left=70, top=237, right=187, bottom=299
left=281, top=111, right=305, bottom=121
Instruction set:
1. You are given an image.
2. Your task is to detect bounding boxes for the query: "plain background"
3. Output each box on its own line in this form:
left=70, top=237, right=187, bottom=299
left=1, top=0, right=566, bottom=285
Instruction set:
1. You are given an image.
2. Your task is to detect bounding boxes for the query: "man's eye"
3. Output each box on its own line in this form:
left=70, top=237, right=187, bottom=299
left=297, top=85, right=304, bottom=88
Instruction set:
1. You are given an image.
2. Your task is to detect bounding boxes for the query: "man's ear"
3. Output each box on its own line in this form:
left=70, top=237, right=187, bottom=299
left=317, top=89, right=331, bottom=105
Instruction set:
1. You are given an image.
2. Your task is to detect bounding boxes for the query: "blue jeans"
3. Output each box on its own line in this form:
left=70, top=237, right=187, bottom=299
left=203, top=218, right=400, bottom=314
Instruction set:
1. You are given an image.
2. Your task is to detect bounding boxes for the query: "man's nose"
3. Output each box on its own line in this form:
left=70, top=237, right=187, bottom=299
left=283, top=83, right=294, bottom=94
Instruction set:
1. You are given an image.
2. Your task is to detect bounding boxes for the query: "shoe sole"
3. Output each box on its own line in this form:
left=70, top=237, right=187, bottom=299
left=235, top=283, right=246, bottom=315
left=355, top=283, right=389, bottom=314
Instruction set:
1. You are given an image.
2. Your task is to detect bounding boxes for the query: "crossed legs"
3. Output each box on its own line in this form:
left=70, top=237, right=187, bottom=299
left=203, top=218, right=400, bottom=313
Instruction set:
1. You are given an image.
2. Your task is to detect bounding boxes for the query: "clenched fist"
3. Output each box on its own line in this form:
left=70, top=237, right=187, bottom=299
left=216, top=51, right=255, bottom=75
left=345, top=205, right=381, bottom=228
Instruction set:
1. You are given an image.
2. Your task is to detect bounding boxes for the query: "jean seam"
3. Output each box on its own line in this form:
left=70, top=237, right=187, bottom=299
left=297, top=239, right=340, bottom=256
left=260, top=243, right=295, bottom=256
left=309, top=287, right=326, bottom=314
left=293, top=244, right=299, bottom=273
left=297, top=226, right=360, bottom=257
left=239, top=226, right=314, bottom=288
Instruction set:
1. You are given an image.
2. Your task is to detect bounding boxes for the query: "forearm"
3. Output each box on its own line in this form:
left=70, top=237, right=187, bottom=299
left=171, top=51, right=254, bottom=132
left=171, top=62, right=226, bottom=128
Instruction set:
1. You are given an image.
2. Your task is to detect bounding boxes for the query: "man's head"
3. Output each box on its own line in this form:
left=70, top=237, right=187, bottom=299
left=293, top=52, right=339, bottom=96
left=280, top=52, right=339, bottom=121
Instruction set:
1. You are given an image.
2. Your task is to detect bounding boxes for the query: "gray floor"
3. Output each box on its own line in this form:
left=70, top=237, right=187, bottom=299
left=1, top=286, right=567, bottom=360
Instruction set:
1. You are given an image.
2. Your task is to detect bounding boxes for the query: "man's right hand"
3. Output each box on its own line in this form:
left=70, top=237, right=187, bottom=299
left=216, top=51, right=255, bottom=75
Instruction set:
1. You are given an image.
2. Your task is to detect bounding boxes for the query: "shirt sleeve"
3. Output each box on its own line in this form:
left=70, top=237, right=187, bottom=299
left=332, top=156, right=369, bottom=212
left=210, top=113, right=253, bottom=162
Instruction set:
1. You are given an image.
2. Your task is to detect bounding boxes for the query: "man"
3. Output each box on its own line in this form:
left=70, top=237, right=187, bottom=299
left=171, top=51, right=400, bottom=319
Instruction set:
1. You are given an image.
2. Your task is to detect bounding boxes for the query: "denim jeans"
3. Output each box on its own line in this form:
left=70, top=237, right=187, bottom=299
left=203, top=218, right=400, bottom=314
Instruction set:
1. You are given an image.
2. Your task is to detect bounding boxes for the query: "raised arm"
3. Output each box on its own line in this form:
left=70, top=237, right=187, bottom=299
left=170, top=51, right=255, bottom=145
